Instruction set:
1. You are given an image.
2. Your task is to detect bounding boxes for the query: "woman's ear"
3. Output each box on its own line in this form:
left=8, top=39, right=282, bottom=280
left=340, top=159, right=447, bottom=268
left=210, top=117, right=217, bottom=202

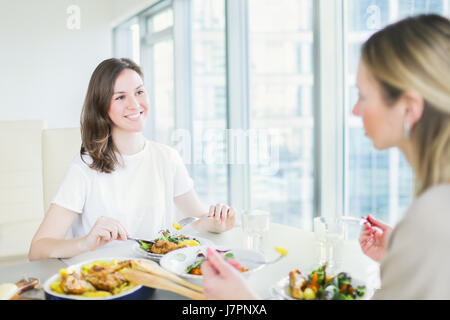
left=403, top=91, right=425, bottom=129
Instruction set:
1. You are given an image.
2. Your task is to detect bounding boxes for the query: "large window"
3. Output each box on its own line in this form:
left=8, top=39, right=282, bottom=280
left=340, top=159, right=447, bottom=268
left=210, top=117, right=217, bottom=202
left=114, top=0, right=450, bottom=229
left=343, top=0, right=450, bottom=224
left=248, top=0, right=314, bottom=229
left=113, top=18, right=140, bottom=64
left=143, top=7, right=175, bottom=146
left=191, top=0, right=228, bottom=205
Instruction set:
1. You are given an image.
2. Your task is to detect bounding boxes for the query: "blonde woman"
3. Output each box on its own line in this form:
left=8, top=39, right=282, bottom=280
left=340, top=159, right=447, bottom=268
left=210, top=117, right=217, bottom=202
left=29, top=58, right=236, bottom=260
left=201, top=14, right=450, bottom=300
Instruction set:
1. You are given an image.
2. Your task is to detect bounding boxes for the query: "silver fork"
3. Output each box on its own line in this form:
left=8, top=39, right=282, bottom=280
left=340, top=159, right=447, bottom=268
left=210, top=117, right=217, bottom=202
left=127, top=236, right=154, bottom=243
left=240, top=254, right=286, bottom=266
left=174, top=216, right=211, bottom=229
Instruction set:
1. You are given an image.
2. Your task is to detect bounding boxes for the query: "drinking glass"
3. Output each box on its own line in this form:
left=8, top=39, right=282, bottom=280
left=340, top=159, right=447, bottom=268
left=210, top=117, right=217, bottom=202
left=313, top=217, right=344, bottom=274
left=241, top=210, right=270, bottom=252
left=314, top=216, right=365, bottom=273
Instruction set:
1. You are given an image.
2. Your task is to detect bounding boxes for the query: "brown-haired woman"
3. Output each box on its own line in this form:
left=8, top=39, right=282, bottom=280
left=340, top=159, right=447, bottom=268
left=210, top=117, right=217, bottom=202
left=29, top=58, right=236, bottom=260
left=200, top=14, right=450, bottom=300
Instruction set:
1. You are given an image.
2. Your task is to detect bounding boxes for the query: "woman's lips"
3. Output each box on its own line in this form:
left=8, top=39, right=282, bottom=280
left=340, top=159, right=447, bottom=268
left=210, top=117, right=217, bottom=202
left=125, top=111, right=144, bottom=121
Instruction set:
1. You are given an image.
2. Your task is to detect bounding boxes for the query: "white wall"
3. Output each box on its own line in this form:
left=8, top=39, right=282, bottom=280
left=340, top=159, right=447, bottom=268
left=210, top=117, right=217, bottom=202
left=111, top=0, right=158, bottom=27
left=0, top=0, right=152, bottom=129
left=0, top=0, right=155, bottom=262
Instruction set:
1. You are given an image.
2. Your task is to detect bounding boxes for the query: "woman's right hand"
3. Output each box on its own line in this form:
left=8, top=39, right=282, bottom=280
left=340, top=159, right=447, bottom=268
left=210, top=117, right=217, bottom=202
left=83, top=216, right=128, bottom=251
left=201, top=248, right=257, bottom=300
left=359, top=215, right=392, bottom=262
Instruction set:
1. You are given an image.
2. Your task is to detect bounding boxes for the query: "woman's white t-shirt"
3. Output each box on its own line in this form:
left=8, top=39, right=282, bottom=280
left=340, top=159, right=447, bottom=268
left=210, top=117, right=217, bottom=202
left=51, top=140, right=194, bottom=244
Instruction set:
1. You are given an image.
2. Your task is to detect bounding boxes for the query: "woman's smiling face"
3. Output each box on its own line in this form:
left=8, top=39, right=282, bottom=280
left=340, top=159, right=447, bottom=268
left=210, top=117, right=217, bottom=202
left=352, top=61, right=405, bottom=150
left=108, top=68, right=149, bottom=133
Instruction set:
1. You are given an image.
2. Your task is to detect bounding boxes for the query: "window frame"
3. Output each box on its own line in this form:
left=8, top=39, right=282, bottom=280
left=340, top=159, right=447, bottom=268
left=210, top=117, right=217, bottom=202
left=140, top=0, right=175, bottom=142
left=313, top=0, right=345, bottom=221
left=112, top=0, right=345, bottom=226
left=225, top=0, right=251, bottom=212
left=113, top=0, right=450, bottom=227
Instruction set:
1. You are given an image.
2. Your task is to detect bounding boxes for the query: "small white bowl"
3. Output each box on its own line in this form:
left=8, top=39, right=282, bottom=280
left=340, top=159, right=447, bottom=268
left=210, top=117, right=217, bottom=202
left=159, top=246, right=266, bottom=285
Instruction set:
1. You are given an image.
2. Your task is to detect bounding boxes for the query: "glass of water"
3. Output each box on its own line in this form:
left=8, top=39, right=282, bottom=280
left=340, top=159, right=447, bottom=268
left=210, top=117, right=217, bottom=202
left=313, top=217, right=345, bottom=274
left=241, top=210, right=270, bottom=252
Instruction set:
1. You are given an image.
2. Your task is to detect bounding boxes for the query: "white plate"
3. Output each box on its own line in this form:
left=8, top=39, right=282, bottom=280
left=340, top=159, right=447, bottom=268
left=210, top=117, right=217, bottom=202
left=159, top=245, right=266, bottom=283
left=270, top=274, right=372, bottom=300
left=132, top=236, right=214, bottom=261
left=43, top=257, right=145, bottom=300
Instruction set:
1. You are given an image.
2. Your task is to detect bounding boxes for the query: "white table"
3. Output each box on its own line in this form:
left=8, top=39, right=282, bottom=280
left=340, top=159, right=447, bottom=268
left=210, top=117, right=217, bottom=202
left=60, top=222, right=380, bottom=299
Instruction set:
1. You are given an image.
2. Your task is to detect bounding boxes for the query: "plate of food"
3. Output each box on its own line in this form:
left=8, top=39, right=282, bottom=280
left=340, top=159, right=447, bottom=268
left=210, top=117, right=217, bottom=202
left=159, top=245, right=265, bottom=284
left=132, top=229, right=214, bottom=261
left=43, top=257, right=154, bottom=300
left=270, top=264, right=371, bottom=300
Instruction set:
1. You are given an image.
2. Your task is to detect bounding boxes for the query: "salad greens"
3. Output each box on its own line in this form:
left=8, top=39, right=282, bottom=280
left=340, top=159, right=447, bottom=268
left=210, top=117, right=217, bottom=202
left=185, top=250, right=241, bottom=274
left=153, top=229, right=190, bottom=243
left=296, top=264, right=366, bottom=300
left=138, top=229, right=196, bottom=253
left=138, top=240, right=152, bottom=251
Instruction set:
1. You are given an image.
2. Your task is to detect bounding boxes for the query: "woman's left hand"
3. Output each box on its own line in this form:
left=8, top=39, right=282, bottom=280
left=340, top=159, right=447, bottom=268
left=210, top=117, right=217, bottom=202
left=207, top=204, right=236, bottom=233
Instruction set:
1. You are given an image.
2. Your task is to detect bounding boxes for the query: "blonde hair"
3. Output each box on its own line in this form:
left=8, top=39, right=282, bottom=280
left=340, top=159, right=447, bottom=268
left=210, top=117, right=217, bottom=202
left=361, top=14, right=450, bottom=197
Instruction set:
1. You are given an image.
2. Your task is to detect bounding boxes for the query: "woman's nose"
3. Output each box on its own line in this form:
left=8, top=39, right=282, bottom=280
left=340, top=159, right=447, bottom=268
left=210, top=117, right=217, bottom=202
left=127, top=96, right=140, bottom=110
left=352, top=103, right=360, bottom=116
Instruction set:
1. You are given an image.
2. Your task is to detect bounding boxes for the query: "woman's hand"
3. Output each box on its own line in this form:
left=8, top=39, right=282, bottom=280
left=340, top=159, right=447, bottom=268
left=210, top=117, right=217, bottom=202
left=359, top=215, right=392, bottom=262
left=82, top=216, right=128, bottom=251
left=174, top=190, right=236, bottom=233
left=201, top=248, right=257, bottom=300
left=207, top=204, right=236, bottom=233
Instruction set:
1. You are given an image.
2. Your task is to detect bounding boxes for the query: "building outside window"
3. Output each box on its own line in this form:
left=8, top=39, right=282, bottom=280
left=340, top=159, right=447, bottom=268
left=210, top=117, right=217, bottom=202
left=114, top=0, right=450, bottom=229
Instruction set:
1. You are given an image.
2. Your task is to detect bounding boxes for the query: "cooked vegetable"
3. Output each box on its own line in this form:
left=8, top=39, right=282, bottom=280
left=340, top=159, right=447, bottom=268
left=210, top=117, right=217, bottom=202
left=324, top=285, right=339, bottom=300
left=186, top=250, right=248, bottom=275
left=275, top=247, right=289, bottom=256
left=178, top=239, right=200, bottom=247
left=186, top=259, right=205, bottom=274
left=139, top=230, right=200, bottom=254
left=288, top=264, right=366, bottom=300
left=138, top=240, right=152, bottom=251
left=173, top=222, right=183, bottom=231
left=303, top=288, right=316, bottom=300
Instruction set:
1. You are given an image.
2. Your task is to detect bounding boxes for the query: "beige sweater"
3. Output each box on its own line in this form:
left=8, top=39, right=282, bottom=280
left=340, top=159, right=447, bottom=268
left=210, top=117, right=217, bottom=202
left=373, top=184, right=450, bottom=300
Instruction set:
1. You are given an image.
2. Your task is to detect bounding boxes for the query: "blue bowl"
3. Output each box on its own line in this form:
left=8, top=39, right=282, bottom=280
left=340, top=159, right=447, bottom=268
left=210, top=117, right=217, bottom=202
left=43, top=257, right=155, bottom=300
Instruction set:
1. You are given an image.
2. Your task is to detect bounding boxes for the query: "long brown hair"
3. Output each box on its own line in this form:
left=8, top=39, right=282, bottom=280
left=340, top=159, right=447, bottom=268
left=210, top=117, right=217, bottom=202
left=80, top=58, right=144, bottom=173
left=361, top=14, right=450, bottom=196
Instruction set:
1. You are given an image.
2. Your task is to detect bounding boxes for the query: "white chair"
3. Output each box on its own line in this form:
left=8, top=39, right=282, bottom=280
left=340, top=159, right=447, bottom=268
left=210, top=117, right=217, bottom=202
left=42, top=127, right=81, bottom=213
left=0, top=121, right=45, bottom=261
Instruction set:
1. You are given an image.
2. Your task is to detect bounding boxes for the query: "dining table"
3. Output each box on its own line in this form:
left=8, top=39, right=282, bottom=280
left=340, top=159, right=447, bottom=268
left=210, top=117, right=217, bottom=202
left=0, top=222, right=380, bottom=300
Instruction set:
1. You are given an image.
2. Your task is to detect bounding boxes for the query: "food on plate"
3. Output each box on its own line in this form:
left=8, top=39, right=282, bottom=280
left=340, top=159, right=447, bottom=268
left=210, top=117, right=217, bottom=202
left=186, top=250, right=249, bottom=276
left=173, top=222, right=183, bottom=231
left=289, top=270, right=306, bottom=299
left=150, top=240, right=180, bottom=254
left=177, top=239, right=201, bottom=247
left=50, top=259, right=137, bottom=298
left=138, top=230, right=200, bottom=255
left=288, top=264, right=366, bottom=300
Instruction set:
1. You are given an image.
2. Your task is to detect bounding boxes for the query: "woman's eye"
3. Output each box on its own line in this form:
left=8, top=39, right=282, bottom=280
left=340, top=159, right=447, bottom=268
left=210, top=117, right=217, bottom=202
left=137, top=90, right=144, bottom=95
left=115, top=95, right=125, bottom=101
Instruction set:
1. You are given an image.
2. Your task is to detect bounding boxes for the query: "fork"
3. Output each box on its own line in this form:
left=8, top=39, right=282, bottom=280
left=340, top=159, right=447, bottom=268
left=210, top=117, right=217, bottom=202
left=174, top=216, right=211, bottom=230
left=126, top=236, right=154, bottom=243
left=239, top=254, right=286, bottom=266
